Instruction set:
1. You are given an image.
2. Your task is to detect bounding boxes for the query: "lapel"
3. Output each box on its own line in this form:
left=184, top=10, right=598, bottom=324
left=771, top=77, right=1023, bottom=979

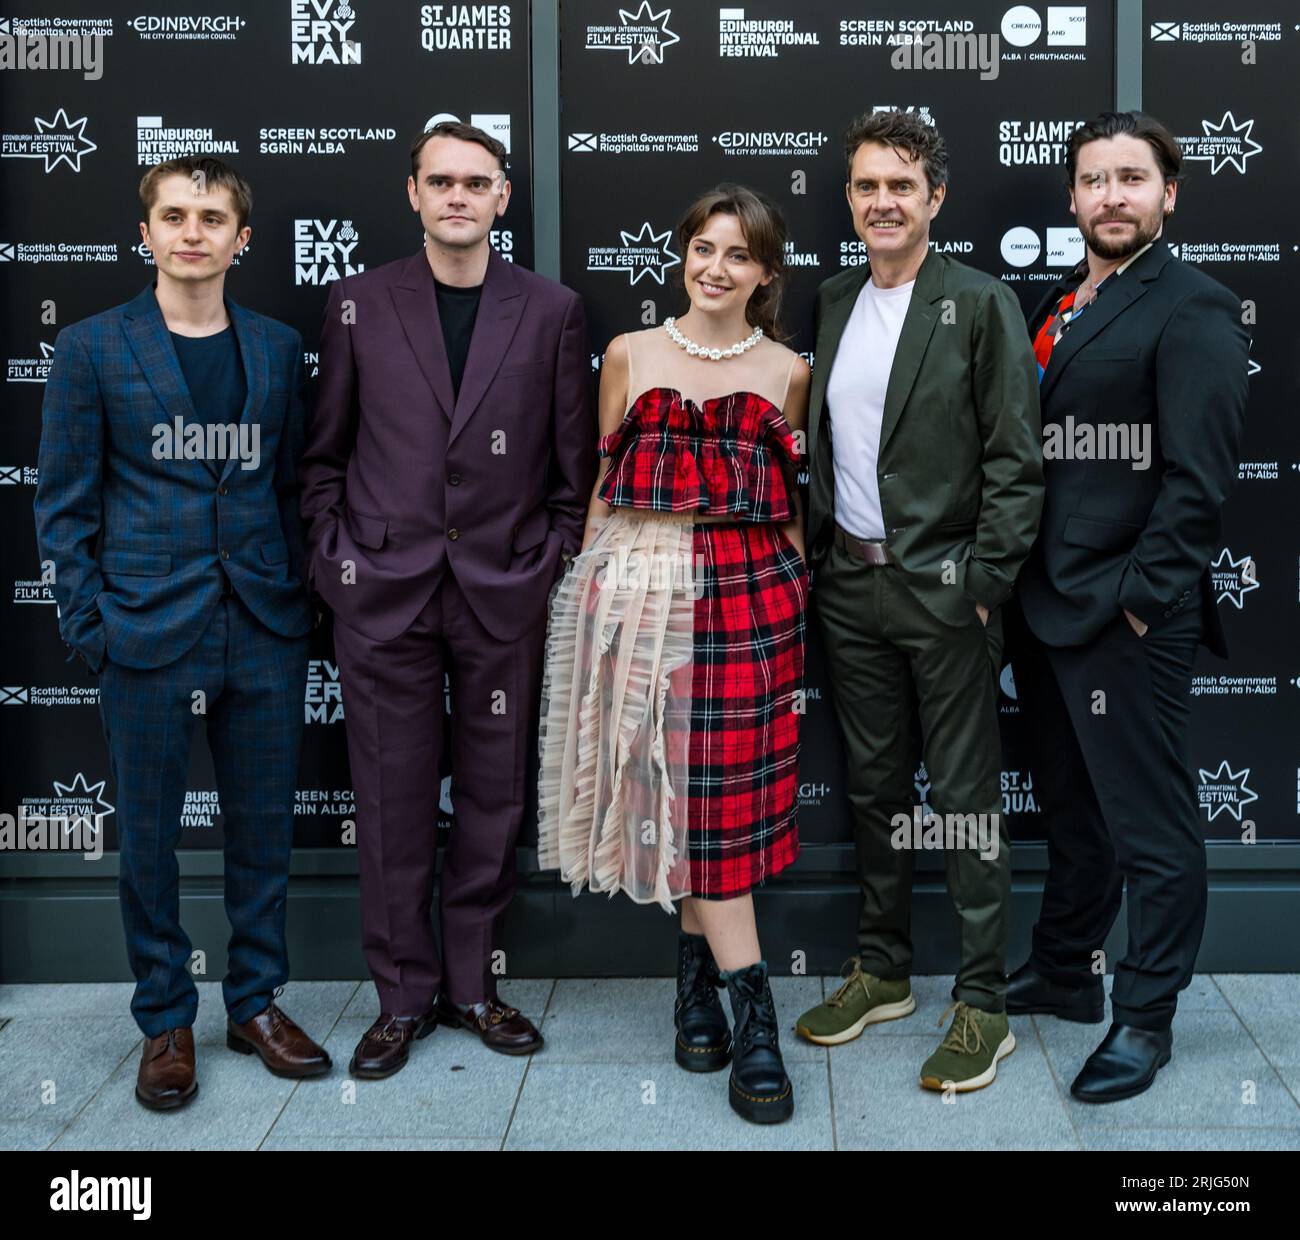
left=1038, top=241, right=1171, bottom=404
left=447, top=245, right=525, bottom=448
left=219, top=296, right=268, bottom=485
left=391, top=250, right=456, bottom=422
left=389, top=245, right=527, bottom=447
left=122, top=284, right=267, bottom=482
left=877, top=249, right=945, bottom=455
left=808, top=262, right=869, bottom=464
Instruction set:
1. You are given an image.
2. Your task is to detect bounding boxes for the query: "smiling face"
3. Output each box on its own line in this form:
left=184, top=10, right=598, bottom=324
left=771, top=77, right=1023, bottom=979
left=139, top=173, right=250, bottom=286
left=682, top=210, right=772, bottom=320
left=407, top=134, right=509, bottom=251
left=845, top=140, right=944, bottom=266
left=1069, top=133, right=1175, bottom=262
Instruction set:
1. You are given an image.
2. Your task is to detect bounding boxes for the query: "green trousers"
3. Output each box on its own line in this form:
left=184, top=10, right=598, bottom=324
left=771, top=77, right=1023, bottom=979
left=814, top=540, right=1011, bottom=1011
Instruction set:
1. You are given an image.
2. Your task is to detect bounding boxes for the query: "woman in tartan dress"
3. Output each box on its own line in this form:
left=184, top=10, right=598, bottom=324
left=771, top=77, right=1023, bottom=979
left=537, top=186, right=810, bottom=1123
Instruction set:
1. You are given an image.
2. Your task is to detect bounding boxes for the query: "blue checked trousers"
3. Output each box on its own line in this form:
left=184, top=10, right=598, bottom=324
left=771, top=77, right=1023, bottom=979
left=97, top=591, right=308, bottom=1037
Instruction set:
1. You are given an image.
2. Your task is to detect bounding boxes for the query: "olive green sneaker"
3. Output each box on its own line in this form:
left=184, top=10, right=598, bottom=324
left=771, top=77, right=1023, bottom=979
left=919, top=1002, right=1016, bottom=1092
left=794, top=958, right=916, bottom=1046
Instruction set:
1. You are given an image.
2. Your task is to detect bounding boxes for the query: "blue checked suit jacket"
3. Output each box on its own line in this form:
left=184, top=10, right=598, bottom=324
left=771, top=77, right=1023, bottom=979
left=34, top=284, right=313, bottom=673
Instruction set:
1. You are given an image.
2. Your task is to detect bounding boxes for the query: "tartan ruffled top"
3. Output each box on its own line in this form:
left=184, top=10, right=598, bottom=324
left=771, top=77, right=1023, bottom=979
left=596, top=386, right=802, bottom=522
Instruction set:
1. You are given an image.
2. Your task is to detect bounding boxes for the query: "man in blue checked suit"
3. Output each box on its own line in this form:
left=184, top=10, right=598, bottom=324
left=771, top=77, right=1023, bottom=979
left=34, top=156, right=332, bottom=1110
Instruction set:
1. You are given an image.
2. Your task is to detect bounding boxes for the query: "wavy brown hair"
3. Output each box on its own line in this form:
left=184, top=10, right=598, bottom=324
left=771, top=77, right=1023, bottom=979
left=672, top=184, right=789, bottom=341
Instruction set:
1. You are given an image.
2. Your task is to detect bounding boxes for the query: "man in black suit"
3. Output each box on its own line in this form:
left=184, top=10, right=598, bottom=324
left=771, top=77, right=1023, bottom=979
left=1005, top=111, right=1249, bottom=1102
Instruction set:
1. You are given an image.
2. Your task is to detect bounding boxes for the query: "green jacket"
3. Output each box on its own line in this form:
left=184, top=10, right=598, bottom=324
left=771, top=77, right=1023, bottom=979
left=807, top=250, right=1044, bottom=625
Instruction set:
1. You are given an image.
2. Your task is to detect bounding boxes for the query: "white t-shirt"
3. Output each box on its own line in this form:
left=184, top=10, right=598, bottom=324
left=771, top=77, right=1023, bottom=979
left=826, top=275, right=916, bottom=540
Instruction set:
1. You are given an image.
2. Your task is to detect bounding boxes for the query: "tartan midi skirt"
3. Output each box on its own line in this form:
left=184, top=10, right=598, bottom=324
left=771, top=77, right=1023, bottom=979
left=537, top=510, right=807, bottom=911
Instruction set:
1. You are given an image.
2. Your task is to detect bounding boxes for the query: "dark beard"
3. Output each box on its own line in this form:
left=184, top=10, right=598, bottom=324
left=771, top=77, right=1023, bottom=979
left=1080, top=211, right=1162, bottom=260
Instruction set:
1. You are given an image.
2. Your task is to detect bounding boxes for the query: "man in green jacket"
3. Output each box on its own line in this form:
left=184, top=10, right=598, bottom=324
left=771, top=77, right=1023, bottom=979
left=795, top=110, right=1043, bottom=1092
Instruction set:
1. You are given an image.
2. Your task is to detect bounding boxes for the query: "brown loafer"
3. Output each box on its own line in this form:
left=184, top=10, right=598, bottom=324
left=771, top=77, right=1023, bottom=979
left=348, top=1003, right=438, bottom=1079
left=136, top=1027, right=198, bottom=1111
left=436, top=994, right=544, bottom=1056
left=227, top=1002, right=332, bottom=1078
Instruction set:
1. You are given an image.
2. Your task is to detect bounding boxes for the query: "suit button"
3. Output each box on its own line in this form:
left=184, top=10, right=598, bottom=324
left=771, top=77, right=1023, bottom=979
left=448, top=528, right=459, bottom=541
left=449, top=474, right=462, bottom=486
left=217, top=485, right=228, bottom=496
left=221, top=548, right=230, bottom=560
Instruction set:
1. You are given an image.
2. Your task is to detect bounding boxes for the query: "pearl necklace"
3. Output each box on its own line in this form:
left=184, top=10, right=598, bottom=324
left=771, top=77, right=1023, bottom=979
left=664, top=316, right=763, bottom=361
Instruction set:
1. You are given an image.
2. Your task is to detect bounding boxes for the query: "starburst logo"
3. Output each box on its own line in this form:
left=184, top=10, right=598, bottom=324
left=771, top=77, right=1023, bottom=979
left=0, top=107, right=97, bottom=173
left=586, top=3, right=680, bottom=65
left=1197, top=761, right=1258, bottom=822
left=49, top=772, right=115, bottom=835
left=1180, top=112, right=1261, bottom=175
left=1210, top=547, right=1259, bottom=609
left=587, top=221, right=680, bottom=285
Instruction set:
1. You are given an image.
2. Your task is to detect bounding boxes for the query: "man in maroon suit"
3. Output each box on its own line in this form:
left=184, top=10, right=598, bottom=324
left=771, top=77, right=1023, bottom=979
left=300, top=121, right=594, bottom=1077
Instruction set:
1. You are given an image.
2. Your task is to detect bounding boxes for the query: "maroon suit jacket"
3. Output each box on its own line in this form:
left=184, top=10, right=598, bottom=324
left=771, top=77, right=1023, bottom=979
left=300, top=247, right=595, bottom=643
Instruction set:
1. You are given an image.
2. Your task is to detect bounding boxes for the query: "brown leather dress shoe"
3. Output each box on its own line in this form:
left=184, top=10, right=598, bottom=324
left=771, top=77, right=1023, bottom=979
left=227, top=1002, right=332, bottom=1078
left=136, top=1027, right=198, bottom=1111
left=348, top=1003, right=438, bottom=1079
left=436, top=994, right=544, bottom=1055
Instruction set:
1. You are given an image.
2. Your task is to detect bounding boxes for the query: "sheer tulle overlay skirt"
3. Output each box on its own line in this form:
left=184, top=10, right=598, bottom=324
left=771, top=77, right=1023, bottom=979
left=537, top=514, right=696, bottom=912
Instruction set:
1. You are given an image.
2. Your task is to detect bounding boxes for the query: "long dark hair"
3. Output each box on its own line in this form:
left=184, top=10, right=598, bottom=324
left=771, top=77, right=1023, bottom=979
left=673, top=183, right=789, bottom=341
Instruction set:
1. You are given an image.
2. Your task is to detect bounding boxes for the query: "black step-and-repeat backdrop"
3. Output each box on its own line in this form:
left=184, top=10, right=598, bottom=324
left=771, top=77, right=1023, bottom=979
left=1, top=2, right=531, bottom=848
left=2, top=3, right=1295, bottom=856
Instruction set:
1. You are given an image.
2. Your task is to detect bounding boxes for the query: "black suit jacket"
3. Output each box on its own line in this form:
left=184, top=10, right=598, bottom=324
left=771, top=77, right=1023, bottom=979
left=1017, top=243, right=1249, bottom=657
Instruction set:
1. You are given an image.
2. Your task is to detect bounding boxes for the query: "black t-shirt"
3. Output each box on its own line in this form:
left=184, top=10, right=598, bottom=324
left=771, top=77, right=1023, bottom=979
left=434, top=277, right=483, bottom=398
left=170, top=324, right=247, bottom=431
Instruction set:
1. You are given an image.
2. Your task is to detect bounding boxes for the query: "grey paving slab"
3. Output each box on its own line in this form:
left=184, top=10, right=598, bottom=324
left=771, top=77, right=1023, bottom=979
left=1080, top=1126, right=1300, bottom=1151
left=504, top=1059, right=832, bottom=1149
left=1213, top=975, right=1300, bottom=1012
left=1278, top=1065, right=1300, bottom=1091
left=0, top=983, right=138, bottom=1018
left=1035, top=1010, right=1300, bottom=1129
left=50, top=1043, right=321, bottom=1151
left=1213, top=975, right=1300, bottom=1068
left=0, top=1015, right=141, bottom=1126
left=542, top=976, right=825, bottom=1062
left=267, top=1018, right=529, bottom=1141
left=260, top=1134, right=499, bottom=1151
left=829, top=1019, right=1079, bottom=1150
left=0, top=1119, right=66, bottom=1151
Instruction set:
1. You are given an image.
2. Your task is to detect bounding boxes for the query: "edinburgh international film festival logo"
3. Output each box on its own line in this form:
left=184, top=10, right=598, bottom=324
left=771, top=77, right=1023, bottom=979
left=585, top=3, right=679, bottom=65
left=0, top=107, right=96, bottom=174
left=588, top=222, right=681, bottom=286
left=1197, top=762, right=1258, bottom=824
left=290, top=0, right=362, bottom=65
left=1175, top=112, right=1262, bottom=175
left=1210, top=548, right=1260, bottom=610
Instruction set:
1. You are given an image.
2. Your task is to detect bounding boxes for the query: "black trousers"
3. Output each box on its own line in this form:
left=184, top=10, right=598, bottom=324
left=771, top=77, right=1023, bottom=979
left=1006, top=588, right=1207, bottom=1031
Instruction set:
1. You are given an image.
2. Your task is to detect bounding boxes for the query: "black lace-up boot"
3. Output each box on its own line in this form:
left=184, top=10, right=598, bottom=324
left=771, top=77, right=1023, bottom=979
left=674, top=930, right=732, bottom=1072
left=720, top=960, right=794, bottom=1123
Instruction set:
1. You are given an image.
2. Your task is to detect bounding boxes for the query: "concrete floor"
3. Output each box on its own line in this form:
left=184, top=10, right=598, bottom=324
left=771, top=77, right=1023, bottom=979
left=2, top=973, right=1298, bottom=1150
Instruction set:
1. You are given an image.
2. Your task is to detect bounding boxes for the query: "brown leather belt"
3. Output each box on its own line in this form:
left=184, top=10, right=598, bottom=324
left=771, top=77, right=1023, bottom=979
left=834, top=521, right=895, bottom=566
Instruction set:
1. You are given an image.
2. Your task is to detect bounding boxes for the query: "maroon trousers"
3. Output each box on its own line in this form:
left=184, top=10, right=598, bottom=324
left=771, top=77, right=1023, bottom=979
left=332, top=567, right=545, bottom=1015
